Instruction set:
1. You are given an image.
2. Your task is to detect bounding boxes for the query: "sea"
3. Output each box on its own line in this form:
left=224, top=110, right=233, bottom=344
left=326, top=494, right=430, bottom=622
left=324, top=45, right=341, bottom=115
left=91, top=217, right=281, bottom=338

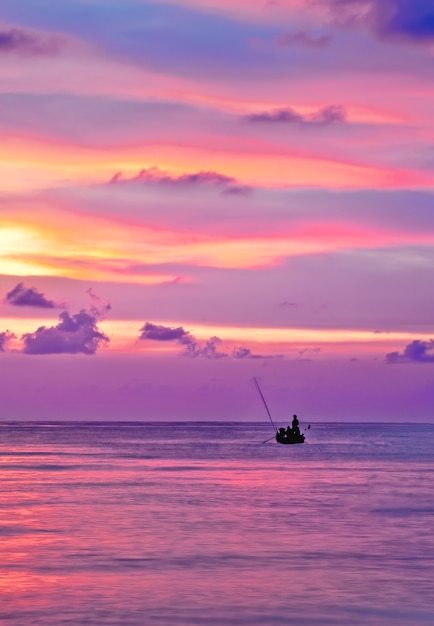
left=0, top=421, right=434, bottom=626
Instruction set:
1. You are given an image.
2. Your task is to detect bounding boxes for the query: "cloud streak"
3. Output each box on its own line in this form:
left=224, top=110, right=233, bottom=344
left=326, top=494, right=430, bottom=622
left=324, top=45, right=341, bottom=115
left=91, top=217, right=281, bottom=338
left=0, top=26, right=62, bottom=55
left=110, top=167, right=235, bottom=187
left=276, top=30, right=332, bottom=48
left=109, top=167, right=251, bottom=195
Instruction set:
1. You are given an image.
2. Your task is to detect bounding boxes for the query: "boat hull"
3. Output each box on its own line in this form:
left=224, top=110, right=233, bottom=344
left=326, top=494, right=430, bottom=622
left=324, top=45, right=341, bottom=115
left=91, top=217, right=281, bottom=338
left=276, top=432, right=305, bottom=445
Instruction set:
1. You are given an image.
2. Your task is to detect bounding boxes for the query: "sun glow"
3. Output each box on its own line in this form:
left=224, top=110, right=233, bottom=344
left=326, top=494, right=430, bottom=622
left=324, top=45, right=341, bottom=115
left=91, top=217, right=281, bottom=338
left=0, top=226, right=57, bottom=276
left=4, top=203, right=434, bottom=284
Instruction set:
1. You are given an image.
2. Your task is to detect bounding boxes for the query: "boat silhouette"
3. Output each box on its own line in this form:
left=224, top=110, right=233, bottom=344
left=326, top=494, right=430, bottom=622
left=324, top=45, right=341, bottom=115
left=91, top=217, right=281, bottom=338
left=275, top=428, right=305, bottom=445
left=253, top=377, right=306, bottom=445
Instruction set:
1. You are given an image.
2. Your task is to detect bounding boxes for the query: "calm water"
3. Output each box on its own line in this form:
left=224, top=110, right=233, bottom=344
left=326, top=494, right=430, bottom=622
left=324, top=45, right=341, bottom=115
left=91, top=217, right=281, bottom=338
left=1, top=421, right=434, bottom=625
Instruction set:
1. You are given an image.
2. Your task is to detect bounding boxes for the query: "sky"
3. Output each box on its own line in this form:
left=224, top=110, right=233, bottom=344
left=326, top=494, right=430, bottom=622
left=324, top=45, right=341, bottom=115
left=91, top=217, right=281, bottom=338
left=1, top=0, right=434, bottom=422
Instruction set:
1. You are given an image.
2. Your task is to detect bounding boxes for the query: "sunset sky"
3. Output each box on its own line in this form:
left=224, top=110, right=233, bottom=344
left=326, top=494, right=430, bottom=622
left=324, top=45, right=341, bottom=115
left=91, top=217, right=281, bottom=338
left=1, top=0, right=434, bottom=422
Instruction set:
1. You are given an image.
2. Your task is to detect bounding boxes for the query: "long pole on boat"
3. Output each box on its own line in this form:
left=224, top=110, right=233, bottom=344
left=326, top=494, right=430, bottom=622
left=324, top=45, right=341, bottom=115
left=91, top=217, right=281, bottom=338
left=253, top=377, right=277, bottom=434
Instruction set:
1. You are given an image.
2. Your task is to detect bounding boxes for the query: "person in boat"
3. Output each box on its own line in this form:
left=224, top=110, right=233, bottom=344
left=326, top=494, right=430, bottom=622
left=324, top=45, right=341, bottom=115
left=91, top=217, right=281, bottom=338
left=278, top=427, right=286, bottom=440
left=291, top=414, right=300, bottom=437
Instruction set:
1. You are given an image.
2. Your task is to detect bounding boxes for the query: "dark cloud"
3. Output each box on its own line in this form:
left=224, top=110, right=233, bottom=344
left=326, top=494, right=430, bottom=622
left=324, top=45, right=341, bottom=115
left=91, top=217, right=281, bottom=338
left=139, top=322, right=191, bottom=342
left=0, top=330, right=15, bottom=352
left=318, top=0, right=434, bottom=42
left=5, top=283, right=56, bottom=308
left=276, top=30, right=332, bottom=48
left=386, top=340, right=434, bottom=364
left=244, top=105, right=346, bottom=125
left=21, top=293, right=111, bottom=355
left=0, top=26, right=62, bottom=55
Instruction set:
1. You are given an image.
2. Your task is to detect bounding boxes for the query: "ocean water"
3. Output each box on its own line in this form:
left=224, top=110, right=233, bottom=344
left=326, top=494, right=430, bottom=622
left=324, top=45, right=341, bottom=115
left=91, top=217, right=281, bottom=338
left=0, top=421, right=434, bottom=625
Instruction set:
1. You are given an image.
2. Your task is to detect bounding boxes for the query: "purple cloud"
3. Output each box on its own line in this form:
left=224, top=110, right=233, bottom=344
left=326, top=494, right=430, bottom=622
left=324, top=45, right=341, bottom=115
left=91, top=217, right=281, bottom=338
left=244, top=105, right=346, bottom=125
left=109, top=167, right=251, bottom=197
left=386, top=340, right=434, bottom=364
left=22, top=306, right=110, bottom=355
left=232, top=346, right=283, bottom=359
left=139, top=324, right=282, bottom=360
left=298, top=348, right=321, bottom=359
left=86, top=288, right=112, bottom=318
left=311, top=105, right=347, bottom=123
left=181, top=335, right=228, bottom=359
left=110, top=167, right=235, bottom=187
left=232, top=347, right=252, bottom=359
left=0, top=330, right=15, bottom=352
left=320, top=0, right=434, bottom=42
left=5, top=283, right=56, bottom=308
left=139, top=322, right=191, bottom=342
left=0, top=26, right=62, bottom=55
left=139, top=322, right=229, bottom=359
left=276, top=30, right=332, bottom=48
left=221, top=185, right=252, bottom=197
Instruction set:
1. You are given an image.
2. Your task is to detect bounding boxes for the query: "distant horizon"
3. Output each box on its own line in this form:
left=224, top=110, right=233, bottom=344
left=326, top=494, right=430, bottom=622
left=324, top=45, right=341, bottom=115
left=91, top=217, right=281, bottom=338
left=1, top=419, right=433, bottom=425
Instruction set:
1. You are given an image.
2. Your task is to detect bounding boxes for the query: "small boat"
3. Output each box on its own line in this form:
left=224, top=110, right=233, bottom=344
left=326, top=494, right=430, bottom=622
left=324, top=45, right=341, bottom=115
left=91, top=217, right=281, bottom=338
left=253, top=377, right=306, bottom=445
left=276, top=429, right=305, bottom=445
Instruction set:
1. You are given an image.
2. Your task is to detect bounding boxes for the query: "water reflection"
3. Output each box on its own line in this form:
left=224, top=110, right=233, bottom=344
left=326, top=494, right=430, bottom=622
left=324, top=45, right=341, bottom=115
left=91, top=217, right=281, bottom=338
left=0, top=423, right=433, bottom=624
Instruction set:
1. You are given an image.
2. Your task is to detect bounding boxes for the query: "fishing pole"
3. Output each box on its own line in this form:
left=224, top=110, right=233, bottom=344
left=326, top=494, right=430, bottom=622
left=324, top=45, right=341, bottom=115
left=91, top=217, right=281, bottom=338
left=253, top=377, right=277, bottom=434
